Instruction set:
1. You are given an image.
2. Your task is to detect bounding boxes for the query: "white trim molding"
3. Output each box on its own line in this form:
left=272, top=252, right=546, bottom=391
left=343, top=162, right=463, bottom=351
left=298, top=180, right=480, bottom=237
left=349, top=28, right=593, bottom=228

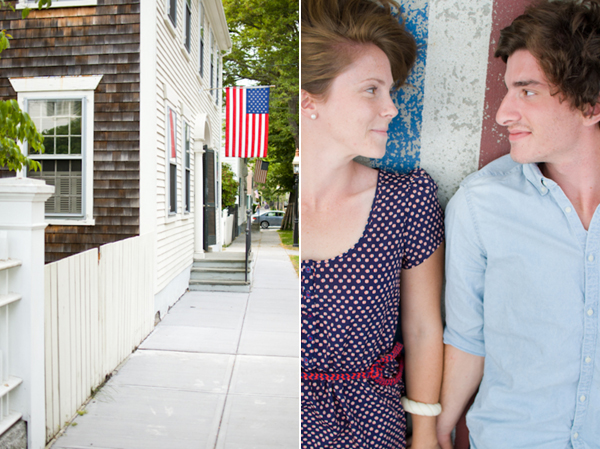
left=16, top=0, right=98, bottom=9
left=204, top=0, right=232, bottom=51
left=9, top=75, right=103, bottom=93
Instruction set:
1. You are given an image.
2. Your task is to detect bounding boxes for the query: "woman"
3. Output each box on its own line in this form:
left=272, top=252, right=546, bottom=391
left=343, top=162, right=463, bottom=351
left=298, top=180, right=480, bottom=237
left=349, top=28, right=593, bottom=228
left=300, top=0, right=444, bottom=448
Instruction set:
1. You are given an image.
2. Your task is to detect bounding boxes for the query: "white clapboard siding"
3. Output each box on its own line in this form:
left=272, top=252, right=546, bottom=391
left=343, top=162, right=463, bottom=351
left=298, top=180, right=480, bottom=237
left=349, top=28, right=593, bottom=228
left=153, top=0, right=225, bottom=295
left=44, top=234, right=154, bottom=442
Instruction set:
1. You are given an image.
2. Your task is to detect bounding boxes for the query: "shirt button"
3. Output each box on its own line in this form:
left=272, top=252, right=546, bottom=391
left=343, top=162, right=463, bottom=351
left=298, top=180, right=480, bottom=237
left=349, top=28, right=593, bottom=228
left=574, top=433, right=579, bottom=439
left=565, top=207, right=572, bottom=213
left=580, top=395, right=586, bottom=402
left=585, top=356, right=592, bottom=363
left=541, top=187, right=548, bottom=194
left=588, top=254, right=595, bottom=262
left=588, top=309, right=594, bottom=316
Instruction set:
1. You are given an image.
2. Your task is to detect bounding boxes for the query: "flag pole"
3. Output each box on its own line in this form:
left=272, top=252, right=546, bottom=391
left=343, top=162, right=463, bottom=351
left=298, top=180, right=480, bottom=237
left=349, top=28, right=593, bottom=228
left=203, top=85, right=276, bottom=92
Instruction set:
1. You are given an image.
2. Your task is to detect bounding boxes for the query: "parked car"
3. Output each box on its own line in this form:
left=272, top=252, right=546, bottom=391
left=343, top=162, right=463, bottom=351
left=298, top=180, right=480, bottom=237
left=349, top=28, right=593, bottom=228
left=255, top=210, right=285, bottom=229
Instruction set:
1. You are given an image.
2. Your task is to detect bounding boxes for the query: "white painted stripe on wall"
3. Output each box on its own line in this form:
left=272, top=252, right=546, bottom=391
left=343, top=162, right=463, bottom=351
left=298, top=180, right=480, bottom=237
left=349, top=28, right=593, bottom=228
left=419, top=0, right=493, bottom=207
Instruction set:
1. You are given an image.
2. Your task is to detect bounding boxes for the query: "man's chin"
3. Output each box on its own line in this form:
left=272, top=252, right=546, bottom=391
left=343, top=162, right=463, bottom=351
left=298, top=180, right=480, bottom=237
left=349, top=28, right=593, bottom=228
left=509, top=147, right=534, bottom=165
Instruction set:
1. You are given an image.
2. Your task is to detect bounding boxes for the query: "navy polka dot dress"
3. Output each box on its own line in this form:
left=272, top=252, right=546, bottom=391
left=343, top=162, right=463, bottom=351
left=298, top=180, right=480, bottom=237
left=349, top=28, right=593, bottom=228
left=301, top=169, right=444, bottom=449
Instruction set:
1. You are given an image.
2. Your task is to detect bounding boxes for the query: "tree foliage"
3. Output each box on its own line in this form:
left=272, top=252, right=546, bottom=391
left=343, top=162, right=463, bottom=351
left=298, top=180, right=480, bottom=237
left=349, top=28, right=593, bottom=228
left=221, top=163, right=240, bottom=210
left=222, top=0, right=298, bottom=194
left=0, top=0, right=52, bottom=172
left=0, top=100, right=45, bottom=171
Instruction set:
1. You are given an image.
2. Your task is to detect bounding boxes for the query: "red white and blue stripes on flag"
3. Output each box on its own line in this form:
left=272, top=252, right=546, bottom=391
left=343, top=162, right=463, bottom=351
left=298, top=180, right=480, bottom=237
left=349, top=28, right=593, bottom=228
left=225, top=86, right=270, bottom=158
left=377, top=0, right=529, bottom=208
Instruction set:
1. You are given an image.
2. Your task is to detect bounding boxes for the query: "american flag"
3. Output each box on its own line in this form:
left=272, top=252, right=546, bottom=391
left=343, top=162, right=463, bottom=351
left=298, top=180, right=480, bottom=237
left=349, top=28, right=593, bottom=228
left=225, top=86, right=270, bottom=158
left=254, top=160, right=269, bottom=184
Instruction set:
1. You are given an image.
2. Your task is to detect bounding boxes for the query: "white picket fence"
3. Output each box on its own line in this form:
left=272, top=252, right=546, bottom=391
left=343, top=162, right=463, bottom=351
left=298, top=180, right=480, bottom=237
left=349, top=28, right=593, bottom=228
left=0, top=252, right=24, bottom=439
left=44, top=234, right=155, bottom=442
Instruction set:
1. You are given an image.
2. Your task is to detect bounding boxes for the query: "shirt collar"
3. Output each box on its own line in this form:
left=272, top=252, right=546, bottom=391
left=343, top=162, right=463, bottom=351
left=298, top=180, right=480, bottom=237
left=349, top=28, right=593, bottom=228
left=523, top=163, right=552, bottom=196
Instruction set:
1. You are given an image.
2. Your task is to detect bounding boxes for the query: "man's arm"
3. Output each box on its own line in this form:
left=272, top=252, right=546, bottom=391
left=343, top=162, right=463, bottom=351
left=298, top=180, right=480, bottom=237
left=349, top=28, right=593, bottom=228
left=436, top=345, right=484, bottom=449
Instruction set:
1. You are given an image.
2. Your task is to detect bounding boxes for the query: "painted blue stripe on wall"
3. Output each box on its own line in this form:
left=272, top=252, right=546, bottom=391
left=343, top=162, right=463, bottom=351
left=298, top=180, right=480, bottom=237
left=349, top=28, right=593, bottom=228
left=371, top=2, right=429, bottom=175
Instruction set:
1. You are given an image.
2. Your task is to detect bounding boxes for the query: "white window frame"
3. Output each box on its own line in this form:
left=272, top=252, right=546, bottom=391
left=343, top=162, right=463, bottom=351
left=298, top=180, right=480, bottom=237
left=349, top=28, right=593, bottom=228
left=17, top=0, right=97, bottom=8
left=167, top=106, right=178, bottom=215
left=10, top=75, right=101, bottom=226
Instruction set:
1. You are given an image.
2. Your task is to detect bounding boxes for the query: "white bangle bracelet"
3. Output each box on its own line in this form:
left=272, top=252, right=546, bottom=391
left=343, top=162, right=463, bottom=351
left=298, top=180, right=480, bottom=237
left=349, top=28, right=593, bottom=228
left=401, top=396, right=442, bottom=416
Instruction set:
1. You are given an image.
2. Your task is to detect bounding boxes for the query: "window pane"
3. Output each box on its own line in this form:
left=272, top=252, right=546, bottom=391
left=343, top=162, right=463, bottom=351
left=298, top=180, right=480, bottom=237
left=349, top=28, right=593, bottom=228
left=55, top=101, right=70, bottom=116
left=169, top=0, right=176, bottom=26
left=185, top=170, right=190, bottom=212
left=70, top=100, right=81, bottom=116
left=56, top=137, right=69, bottom=154
left=41, top=117, right=56, bottom=135
left=43, top=137, right=55, bottom=154
left=200, top=40, right=204, bottom=77
left=31, top=100, right=82, bottom=156
left=71, top=136, right=82, bottom=154
left=28, top=159, right=82, bottom=215
left=55, top=117, right=70, bottom=135
left=29, top=101, right=43, bottom=117
left=71, top=117, right=81, bottom=135
left=57, top=160, right=69, bottom=172
left=44, top=101, right=55, bottom=116
left=185, top=3, right=191, bottom=51
left=185, top=124, right=190, bottom=168
left=170, top=164, right=177, bottom=213
left=42, top=160, right=55, bottom=171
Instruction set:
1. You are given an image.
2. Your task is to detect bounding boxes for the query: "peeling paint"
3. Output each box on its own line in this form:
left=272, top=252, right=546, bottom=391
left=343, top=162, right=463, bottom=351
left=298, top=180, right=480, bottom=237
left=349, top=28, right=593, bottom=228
left=420, top=0, right=494, bottom=206
left=371, top=0, right=429, bottom=175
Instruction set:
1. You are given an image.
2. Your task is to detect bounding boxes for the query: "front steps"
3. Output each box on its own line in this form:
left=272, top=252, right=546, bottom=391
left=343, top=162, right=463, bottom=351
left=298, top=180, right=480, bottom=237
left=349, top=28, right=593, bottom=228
left=189, top=251, right=254, bottom=292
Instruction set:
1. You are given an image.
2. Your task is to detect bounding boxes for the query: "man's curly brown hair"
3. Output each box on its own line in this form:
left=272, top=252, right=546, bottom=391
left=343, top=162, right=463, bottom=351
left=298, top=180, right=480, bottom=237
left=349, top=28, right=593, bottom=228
left=495, top=0, right=600, bottom=115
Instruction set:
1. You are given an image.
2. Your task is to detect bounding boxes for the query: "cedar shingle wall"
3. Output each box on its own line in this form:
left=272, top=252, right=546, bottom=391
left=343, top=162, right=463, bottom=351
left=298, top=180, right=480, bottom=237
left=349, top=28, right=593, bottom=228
left=0, top=0, right=141, bottom=262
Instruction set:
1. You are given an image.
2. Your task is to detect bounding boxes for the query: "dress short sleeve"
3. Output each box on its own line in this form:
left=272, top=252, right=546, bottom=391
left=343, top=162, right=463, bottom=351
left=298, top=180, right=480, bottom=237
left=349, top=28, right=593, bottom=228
left=401, top=169, right=444, bottom=270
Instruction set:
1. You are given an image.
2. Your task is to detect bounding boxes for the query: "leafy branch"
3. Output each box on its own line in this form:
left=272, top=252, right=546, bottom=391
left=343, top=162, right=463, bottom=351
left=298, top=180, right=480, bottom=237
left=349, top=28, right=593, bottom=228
left=0, top=0, right=52, bottom=172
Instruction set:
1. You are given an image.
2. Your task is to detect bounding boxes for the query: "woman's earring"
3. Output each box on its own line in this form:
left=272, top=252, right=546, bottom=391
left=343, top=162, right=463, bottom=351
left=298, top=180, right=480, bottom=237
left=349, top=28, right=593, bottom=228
left=310, top=114, right=317, bottom=120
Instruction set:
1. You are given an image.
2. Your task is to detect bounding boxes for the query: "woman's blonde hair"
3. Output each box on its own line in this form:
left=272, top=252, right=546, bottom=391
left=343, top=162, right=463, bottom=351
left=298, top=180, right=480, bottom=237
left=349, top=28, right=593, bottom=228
left=301, top=0, right=417, bottom=97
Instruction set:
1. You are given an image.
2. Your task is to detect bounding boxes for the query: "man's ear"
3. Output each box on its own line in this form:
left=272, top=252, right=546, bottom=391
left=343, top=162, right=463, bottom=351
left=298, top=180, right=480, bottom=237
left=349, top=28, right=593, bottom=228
left=583, top=101, right=600, bottom=127
left=301, top=89, right=318, bottom=119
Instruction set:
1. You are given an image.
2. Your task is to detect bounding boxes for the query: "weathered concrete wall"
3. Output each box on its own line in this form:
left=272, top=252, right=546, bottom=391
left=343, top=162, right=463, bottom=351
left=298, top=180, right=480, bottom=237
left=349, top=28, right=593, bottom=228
left=373, top=0, right=530, bottom=206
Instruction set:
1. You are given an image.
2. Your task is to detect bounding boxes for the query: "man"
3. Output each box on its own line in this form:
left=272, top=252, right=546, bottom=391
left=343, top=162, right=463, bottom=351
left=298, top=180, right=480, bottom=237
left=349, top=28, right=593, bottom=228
left=437, top=1, right=600, bottom=448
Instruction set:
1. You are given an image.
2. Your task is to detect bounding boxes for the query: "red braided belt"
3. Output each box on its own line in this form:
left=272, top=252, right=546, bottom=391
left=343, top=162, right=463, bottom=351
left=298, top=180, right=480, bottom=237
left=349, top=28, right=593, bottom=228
left=301, top=342, right=404, bottom=386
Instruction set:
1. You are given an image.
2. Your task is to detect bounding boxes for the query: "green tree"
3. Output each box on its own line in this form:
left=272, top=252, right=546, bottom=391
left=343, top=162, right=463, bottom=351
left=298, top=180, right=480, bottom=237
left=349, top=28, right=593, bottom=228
left=0, top=0, right=52, bottom=172
left=222, top=0, right=299, bottom=196
left=221, top=163, right=240, bottom=210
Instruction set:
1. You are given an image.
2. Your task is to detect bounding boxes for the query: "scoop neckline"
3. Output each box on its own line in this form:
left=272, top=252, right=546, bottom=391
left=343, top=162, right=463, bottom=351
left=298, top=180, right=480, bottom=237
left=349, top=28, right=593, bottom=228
left=302, top=169, right=382, bottom=265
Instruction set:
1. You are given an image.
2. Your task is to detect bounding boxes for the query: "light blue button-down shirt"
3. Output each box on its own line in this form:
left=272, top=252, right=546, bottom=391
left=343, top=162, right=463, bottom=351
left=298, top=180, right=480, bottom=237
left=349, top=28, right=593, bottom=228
left=444, top=154, right=600, bottom=449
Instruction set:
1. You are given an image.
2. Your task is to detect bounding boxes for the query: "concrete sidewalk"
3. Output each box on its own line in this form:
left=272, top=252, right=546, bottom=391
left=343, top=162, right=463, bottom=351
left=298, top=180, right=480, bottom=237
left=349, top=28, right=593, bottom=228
left=49, top=228, right=299, bottom=449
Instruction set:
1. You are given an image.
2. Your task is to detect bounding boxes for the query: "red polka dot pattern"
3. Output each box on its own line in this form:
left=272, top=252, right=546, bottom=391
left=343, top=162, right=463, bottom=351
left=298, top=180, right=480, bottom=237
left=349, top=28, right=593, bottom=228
left=301, top=169, right=444, bottom=448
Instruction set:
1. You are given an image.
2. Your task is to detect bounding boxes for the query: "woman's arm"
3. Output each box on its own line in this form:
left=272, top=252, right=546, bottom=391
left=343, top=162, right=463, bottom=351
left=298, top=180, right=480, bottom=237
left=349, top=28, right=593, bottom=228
left=400, top=243, right=444, bottom=449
